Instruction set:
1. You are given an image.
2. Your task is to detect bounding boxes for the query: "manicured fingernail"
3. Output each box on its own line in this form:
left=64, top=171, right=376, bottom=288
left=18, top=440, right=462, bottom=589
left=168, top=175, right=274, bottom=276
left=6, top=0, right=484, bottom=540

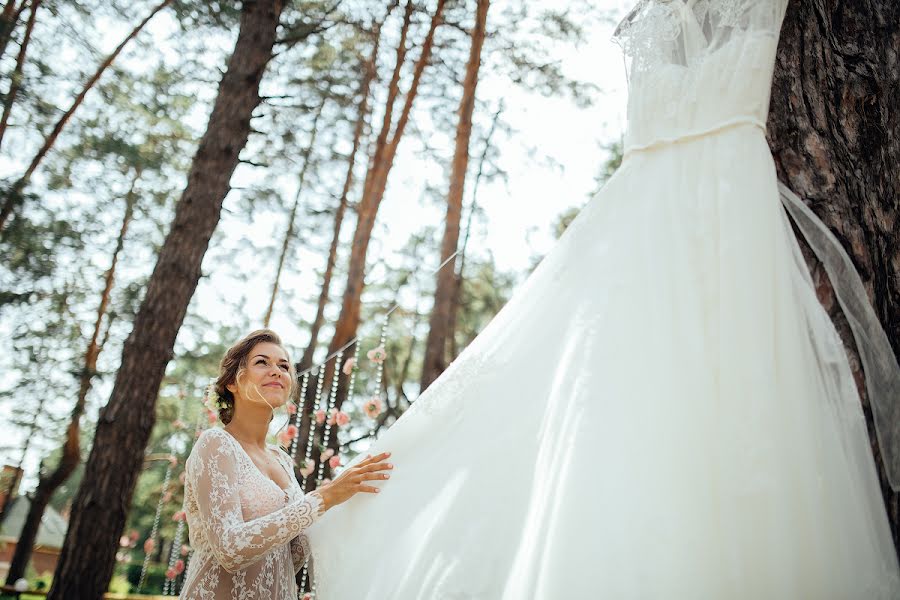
left=375, top=488, right=380, bottom=493
left=384, top=474, right=390, bottom=479
left=387, top=464, right=393, bottom=468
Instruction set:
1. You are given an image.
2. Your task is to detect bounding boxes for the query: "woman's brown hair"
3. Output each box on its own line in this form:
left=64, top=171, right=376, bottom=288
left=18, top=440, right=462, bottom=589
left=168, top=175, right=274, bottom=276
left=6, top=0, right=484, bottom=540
left=214, top=329, right=296, bottom=425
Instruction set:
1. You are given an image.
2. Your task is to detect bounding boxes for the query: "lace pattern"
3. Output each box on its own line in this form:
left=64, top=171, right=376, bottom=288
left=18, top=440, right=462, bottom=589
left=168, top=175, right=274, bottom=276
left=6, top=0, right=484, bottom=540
left=179, top=428, right=323, bottom=599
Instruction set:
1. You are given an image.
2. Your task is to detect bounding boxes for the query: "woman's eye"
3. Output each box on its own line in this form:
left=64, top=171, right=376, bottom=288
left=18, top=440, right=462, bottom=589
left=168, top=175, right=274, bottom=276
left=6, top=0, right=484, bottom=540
left=279, top=364, right=289, bottom=371
left=256, top=359, right=267, bottom=365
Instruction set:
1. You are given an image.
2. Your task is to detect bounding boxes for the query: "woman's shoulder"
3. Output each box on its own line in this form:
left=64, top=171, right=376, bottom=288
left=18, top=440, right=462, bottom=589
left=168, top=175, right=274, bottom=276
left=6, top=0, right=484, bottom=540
left=188, top=428, right=236, bottom=464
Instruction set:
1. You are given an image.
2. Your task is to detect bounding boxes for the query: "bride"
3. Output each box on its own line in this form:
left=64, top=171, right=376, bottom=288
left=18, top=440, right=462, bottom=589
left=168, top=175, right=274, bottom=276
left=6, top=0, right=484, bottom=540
left=307, top=0, right=900, bottom=598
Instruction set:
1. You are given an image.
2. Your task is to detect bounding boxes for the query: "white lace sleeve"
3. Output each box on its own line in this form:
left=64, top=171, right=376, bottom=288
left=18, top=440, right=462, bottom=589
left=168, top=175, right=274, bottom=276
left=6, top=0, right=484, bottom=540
left=188, top=429, right=324, bottom=573
left=290, top=533, right=312, bottom=574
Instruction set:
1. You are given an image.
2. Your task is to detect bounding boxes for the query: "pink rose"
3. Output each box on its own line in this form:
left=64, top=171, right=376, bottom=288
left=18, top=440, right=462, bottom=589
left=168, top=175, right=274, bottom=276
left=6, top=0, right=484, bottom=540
left=181, top=544, right=190, bottom=556
left=328, top=455, right=341, bottom=469
left=119, top=535, right=130, bottom=547
left=286, top=403, right=297, bottom=415
left=342, top=357, right=356, bottom=375
left=172, top=511, right=186, bottom=522
left=286, top=424, right=298, bottom=439
left=321, top=448, right=334, bottom=461
left=299, top=462, right=314, bottom=478
left=327, top=408, right=338, bottom=426
left=364, top=397, right=383, bottom=419
left=165, top=567, right=176, bottom=580
left=367, top=346, right=387, bottom=364
left=335, top=411, right=350, bottom=427
left=207, top=410, right=217, bottom=425
left=168, top=455, right=178, bottom=467
left=174, top=559, right=185, bottom=574
left=278, top=431, right=292, bottom=447
left=129, top=530, right=139, bottom=541
left=314, top=409, right=326, bottom=425
left=303, top=594, right=312, bottom=600
left=143, top=538, right=155, bottom=554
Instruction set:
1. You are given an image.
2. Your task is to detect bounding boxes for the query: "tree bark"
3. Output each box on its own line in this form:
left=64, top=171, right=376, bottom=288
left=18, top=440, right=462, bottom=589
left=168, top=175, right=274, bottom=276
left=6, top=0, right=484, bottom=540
left=47, top=2, right=284, bottom=597
left=768, top=0, right=900, bottom=554
left=0, top=0, right=38, bottom=153
left=0, top=0, right=172, bottom=236
left=317, top=0, right=445, bottom=414
left=263, top=95, right=327, bottom=328
left=420, top=0, right=489, bottom=391
left=298, top=14, right=385, bottom=372
left=4, top=173, right=137, bottom=585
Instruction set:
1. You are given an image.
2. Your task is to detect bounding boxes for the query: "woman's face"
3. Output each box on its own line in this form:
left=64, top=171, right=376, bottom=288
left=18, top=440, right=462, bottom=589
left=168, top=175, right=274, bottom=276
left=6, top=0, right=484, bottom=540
left=232, top=341, right=292, bottom=410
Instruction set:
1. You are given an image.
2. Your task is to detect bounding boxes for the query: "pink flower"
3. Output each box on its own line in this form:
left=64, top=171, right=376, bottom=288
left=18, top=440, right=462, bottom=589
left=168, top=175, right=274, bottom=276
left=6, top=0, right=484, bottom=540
left=129, top=530, right=139, bottom=542
left=165, top=567, right=176, bottom=580
left=181, top=544, right=190, bottom=556
left=168, top=455, right=178, bottom=467
left=327, top=408, right=338, bottom=426
left=328, top=455, right=341, bottom=469
left=174, top=559, right=185, bottom=574
left=335, top=411, right=350, bottom=427
left=119, top=535, right=130, bottom=547
left=321, top=448, right=334, bottom=461
left=162, top=491, right=172, bottom=503
left=278, top=431, right=292, bottom=447
left=342, top=357, right=356, bottom=375
left=286, top=424, right=298, bottom=439
left=314, top=409, right=326, bottom=425
left=143, top=538, right=155, bottom=554
left=367, top=346, right=387, bottom=364
left=364, top=397, right=383, bottom=419
left=207, top=410, right=217, bottom=425
left=286, top=403, right=297, bottom=415
left=299, top=462, right=314, bottom=478
left=303, top=594, right=312, bottom=600
left=172, top=511, right=186, bottom=522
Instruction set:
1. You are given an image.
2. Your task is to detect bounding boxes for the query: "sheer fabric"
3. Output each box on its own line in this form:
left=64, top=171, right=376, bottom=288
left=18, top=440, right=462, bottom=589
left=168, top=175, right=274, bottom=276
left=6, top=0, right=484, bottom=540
left=307, top=1, right=900, bottom=597
left=179, top=428, right=322, bottom=600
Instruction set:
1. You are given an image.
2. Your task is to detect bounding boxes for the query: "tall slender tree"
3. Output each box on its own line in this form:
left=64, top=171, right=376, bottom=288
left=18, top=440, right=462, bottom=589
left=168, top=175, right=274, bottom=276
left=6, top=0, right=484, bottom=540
left=0, top=0, right=38, bottom=152
left=769, top=0, right=900, bottom=553
left=48, top=1, right=287, bottom=596
left=4, top=173, right=137, bottom=586
left=420, top=0, right=489, bottom=390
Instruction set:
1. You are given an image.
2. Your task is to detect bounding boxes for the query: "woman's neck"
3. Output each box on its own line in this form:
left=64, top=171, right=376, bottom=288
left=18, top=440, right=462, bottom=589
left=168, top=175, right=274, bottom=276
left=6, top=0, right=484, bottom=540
left=224, top=402, right=271, bottom=449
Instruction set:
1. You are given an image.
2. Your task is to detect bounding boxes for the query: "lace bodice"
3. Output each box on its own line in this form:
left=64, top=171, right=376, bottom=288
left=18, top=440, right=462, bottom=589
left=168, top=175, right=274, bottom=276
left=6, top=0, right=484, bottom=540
left=614, top=0, right=788, bottom=154
left=179, top=428, right=323, bottom=600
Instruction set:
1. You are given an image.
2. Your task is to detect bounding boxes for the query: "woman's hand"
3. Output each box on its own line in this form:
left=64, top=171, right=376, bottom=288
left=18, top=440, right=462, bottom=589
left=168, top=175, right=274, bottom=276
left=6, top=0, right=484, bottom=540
left=316, top=452, right=393, bottom=512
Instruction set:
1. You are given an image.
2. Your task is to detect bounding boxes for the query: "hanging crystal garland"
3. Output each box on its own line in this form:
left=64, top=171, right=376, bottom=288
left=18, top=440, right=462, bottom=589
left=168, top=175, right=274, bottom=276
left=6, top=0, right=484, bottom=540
left=138, top=459, right=172, bottom=591
left=301, top=367, right=325, bottom=494
left=339, top=342, right=362, bottom=454
left=290, top=371, right=311, bottom=460
left=316, top=351, right=343, bottom=486
left=162, top=513, right=186, bottom=595
left=369, top=316, right=389, bottom=438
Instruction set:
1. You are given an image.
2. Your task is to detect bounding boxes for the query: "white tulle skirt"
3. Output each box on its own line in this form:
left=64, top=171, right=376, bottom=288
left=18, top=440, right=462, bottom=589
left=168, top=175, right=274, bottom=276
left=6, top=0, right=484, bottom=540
left=307, top=125, right=900, bottom=599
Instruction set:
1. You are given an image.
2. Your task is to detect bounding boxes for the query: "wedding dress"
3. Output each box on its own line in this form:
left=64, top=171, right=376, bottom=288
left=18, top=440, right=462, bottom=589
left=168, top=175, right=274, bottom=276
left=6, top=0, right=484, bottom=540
left=307, top=0, right=900, bottom=597
left=179, top=428, right=324, bottom=599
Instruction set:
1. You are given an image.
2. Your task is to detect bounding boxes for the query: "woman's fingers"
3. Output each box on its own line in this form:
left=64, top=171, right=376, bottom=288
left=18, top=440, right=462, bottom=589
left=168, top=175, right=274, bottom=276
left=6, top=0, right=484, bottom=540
left=355, top=484, right=381, bottom=494
left=354, top=452, right=391, bottom=469
left=353, top=460, right=393, bottom=475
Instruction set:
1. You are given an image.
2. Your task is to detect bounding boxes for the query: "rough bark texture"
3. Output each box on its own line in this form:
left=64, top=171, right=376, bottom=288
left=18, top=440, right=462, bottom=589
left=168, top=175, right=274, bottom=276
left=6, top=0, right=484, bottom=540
left=4, top=175, right=136, bottom=585
left=0, top=0, right=171, bottom=235
left=47, top=2, right=284, bottom=597
left=420, top=0, right=489, bottom=391
left=0, top=0, right=24, bottom=68
left=768, top=0, right=900, bottom=554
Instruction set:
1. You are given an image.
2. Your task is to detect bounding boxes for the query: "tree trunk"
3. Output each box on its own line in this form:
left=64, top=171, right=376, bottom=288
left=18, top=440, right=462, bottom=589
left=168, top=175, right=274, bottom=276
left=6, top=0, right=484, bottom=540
left=420, top=0, right=489, bottom=391
left=0, top=0, right=38, bottom=153
left=448, top=101, right=502, bottom=360
left=4, top=173, right=137, bottom=585
left=47, top=2, right=284, bottom=597
left=0, top=0, right=172, bottom=236
left=768, top=0, right=900, bottom=554
left=263, top=95, right=327, bottom=328
left=298, top=14, right=384, bottom=372
left=318, top=0, right=445, bottom=413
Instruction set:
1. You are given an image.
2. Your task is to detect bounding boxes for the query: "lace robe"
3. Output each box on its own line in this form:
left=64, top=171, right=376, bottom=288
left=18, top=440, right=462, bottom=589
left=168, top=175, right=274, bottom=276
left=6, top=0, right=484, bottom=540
left=179, top=428, right=323, bottom=599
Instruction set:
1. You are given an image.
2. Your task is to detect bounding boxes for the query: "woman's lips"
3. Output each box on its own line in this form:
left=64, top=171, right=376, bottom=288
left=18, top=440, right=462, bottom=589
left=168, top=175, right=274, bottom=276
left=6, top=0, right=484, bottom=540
left=263, top=382, right=283, bottom=389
